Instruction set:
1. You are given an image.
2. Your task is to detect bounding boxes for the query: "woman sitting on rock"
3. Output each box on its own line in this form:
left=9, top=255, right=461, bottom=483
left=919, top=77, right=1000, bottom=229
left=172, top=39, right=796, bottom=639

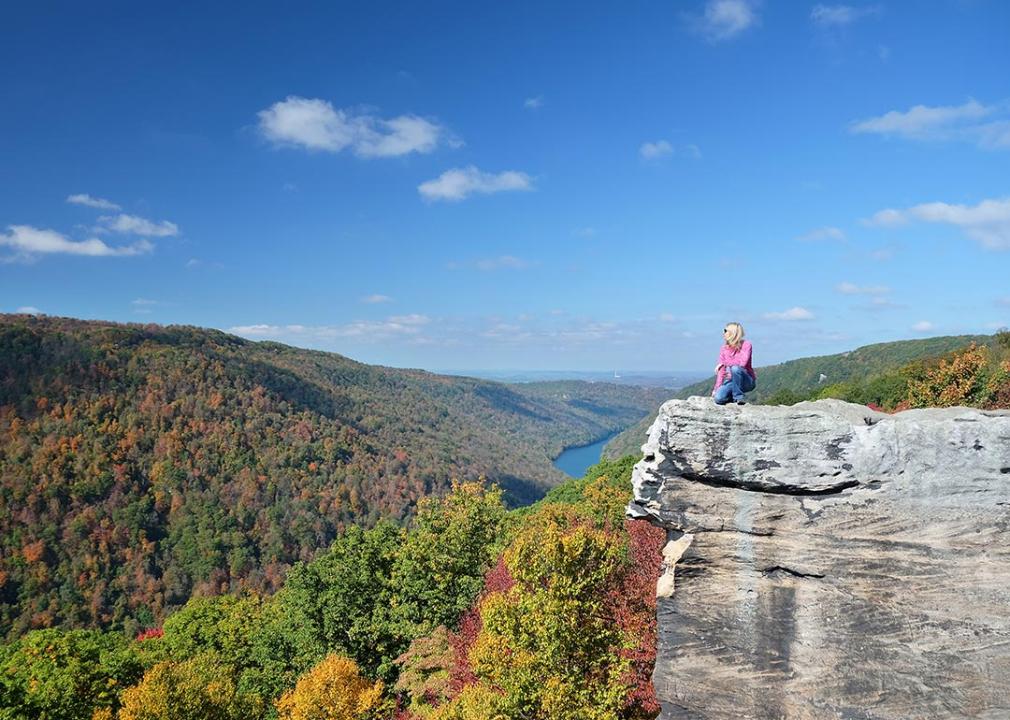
left=713, top=322, right=756, bottom=405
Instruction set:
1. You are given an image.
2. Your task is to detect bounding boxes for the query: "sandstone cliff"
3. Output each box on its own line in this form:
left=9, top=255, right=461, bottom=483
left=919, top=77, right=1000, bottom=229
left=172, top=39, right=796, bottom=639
left=627, top=397, right=1010, bottom=720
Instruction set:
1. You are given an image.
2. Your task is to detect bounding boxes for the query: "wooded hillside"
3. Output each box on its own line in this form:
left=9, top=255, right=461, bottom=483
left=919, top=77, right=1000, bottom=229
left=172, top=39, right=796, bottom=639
left=0, top=315, right=666, bottom=639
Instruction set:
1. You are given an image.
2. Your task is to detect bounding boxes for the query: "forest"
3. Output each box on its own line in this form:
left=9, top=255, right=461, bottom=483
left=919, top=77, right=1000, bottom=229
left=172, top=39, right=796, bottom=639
left=0, top=315, right=667, bottom=640
left=0, top=456, right=665, bottom=720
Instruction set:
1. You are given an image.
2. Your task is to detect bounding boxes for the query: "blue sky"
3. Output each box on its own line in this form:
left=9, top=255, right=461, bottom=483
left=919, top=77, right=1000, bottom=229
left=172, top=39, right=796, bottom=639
left=2, top=1, right=1008, bottom=371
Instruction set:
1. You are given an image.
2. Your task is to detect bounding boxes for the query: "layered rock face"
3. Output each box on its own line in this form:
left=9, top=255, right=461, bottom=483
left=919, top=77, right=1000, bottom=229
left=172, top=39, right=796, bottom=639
left=626, top=397, right=1010, bottom=720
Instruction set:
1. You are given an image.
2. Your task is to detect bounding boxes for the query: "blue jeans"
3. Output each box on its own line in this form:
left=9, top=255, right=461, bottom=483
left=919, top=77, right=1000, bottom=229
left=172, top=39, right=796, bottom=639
left=714, top=365, right=756, bottom=404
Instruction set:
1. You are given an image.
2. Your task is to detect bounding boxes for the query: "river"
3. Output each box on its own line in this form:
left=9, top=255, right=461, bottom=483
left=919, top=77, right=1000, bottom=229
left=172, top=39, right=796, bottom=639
left=552, top=431, right=622, bottom=478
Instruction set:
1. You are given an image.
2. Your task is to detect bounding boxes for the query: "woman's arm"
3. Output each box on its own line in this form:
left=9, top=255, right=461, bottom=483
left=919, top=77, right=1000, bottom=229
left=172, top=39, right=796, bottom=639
left=738, top=340, right=752, bottom=368
left=712, top=346, right=728, bottom=394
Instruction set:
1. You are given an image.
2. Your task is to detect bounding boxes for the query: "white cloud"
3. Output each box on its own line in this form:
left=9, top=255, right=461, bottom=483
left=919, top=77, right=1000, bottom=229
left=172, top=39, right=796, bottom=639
left=640, top=140, right=673, bottom=159
left=692, top=0, right=759, bottom=41
left=659, top=313, right=677, bottom=322
left=229, top=315, right=432, bottom=343
left=474, top=255, right=530, bottom=271
left=639, top=140, right=700, bottom=160
left=852, top=100, right=989, bottom=137
left=865, top=297, right=904, bottom=311
left=131, top=298, right=161, bottom=314
left=865, top=208, right=906, bottom=227
left=867, top=197, right=1010, bottom=250
left=810, top=4, right=881, bottom=27
left=851, top=99, right=1010, bottom=150
left=99, top=214, right=179, bottom=237
left=67, top=193, right=121, bottom=211
left=387, top=314, right=430, bottom=326
left=836, top=282, right=889, bottom=295
left=0, top=225, right=153, bottom=260
left=257, top=96, right=447, bottom=157
left=798, top=226, right=846, bottom=242
left=230, top=324, right=280, bottom=336
left=912, top=321, right=934, bottom=333
left=418, top=166, right=533, bottom=202
left=763, top=307, right=815, bottom=321
left=524, top=96, right=543, bottom=110
left=15, top=306, right=43, bottom=315
left=361, top=294, right=393, bottom=304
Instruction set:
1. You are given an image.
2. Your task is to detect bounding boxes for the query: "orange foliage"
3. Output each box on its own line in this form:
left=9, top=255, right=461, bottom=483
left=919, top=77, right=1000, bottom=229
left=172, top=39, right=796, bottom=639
left=23, top=539, right=46, bottom=564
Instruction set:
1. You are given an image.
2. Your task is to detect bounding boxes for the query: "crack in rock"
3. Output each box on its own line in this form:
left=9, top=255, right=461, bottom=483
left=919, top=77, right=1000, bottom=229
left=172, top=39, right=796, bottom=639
left=761, top=565, right=826, bottom=579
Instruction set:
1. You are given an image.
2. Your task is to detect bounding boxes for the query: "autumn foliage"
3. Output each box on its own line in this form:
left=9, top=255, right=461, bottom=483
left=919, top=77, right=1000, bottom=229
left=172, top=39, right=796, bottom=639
left=767, top=332, right=1010, bottom=412
left=0, top=457, right=661, bottom=720
left=0, top=315, right=666, bottom=639
left=432, top=460, right=664, bottom=720
left=275, top=654, right=389, bottom=720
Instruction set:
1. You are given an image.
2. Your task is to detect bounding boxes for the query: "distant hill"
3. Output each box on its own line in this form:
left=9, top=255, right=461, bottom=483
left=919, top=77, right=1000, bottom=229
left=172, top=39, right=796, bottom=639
left=603, top=334, right=989, bottom=460
left=0, top=315, right=666, bottom=638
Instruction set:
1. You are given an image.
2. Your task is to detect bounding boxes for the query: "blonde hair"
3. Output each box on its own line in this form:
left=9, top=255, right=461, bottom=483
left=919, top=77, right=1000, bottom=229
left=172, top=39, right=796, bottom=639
left=723, top=322, right=745, bottom=350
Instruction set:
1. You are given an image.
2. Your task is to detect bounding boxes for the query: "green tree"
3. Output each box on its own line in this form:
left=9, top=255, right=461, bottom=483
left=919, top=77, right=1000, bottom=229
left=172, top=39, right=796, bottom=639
left=159, top=594, right=265, bottom=672
left=389, top=483, right=508, bottom=642
left=241, top=520, right=403, bottom=698
left=0, top=629, right=143, bottom=720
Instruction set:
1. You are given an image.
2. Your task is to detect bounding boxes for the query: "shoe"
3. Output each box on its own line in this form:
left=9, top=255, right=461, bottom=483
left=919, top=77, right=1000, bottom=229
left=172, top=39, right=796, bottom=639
left=736, top=400, right=746, bottom=405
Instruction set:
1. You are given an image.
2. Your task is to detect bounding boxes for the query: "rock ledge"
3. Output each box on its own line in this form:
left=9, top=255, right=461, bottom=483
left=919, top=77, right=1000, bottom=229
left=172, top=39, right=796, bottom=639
left=628, top=397, right=1010, bottom=720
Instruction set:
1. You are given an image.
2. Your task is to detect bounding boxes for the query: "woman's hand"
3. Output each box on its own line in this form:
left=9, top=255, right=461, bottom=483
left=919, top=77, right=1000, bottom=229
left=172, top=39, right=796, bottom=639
left=714, top=363, right=723, bottom=374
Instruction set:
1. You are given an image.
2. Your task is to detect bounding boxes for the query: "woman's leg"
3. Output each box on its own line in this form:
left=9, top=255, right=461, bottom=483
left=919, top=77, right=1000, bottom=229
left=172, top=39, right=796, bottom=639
left=714, top=377, right=734, bottom=405
left=729, top=365, right=754, bottom=401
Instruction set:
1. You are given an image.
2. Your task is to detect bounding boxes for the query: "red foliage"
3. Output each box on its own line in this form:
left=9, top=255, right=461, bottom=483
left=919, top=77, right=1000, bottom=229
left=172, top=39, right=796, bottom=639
left=447, top=555, right=514, bottom=697
left=604, top=519, right=665, bottom=718
left=135, top=627, right=164, bottom=642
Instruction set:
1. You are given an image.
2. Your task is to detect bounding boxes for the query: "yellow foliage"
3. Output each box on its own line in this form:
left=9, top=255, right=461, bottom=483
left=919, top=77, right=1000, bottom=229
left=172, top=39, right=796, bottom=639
left=438, top=520, right=630, bottom=720
left=117, top=654, right=262, bottom=720
left=275, top=654, right=389, bottom=720
left=581, top=474, right=631, bottom=527
left=907, top=344, right=991, bottom=408
left=429, top=684, right=506, bottom=720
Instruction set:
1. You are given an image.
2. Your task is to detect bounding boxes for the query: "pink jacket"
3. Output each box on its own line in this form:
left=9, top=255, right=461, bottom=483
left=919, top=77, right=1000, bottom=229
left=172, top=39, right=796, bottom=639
left=712, top=340, right=756, bottom=393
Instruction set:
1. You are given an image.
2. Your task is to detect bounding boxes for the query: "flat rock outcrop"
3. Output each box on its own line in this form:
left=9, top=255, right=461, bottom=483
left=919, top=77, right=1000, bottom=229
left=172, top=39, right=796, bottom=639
left=627, top=397, right=1010, bottom=720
